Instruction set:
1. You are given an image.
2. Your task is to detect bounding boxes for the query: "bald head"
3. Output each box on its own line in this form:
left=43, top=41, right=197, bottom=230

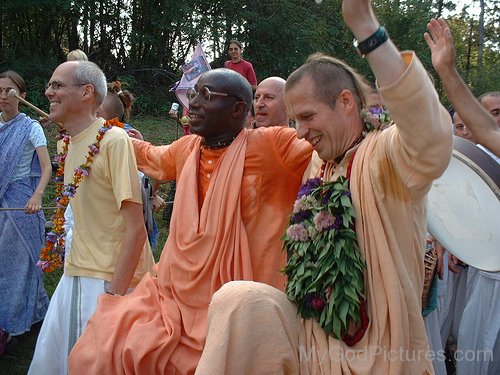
left=201, top=69, right=253, bottom=113
left=187, top=68, right=252, bottom=141
left=98, top=93, right=124, bottom=121
left=254, top=76, right=288, bottom=128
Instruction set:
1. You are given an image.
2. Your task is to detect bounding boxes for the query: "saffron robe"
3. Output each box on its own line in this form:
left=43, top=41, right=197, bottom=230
left=68, top=127, right=311, bottom=374
left=194, top=52, right=453, bottom=375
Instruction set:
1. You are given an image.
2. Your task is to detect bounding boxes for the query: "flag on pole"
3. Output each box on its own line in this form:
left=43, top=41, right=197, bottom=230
left=174, top=43, right=211, bottom=110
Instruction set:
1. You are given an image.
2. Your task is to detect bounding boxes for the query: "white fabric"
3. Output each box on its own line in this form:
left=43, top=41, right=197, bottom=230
left=439, top=264, right=469, bottom=344
left=424, top=308, right=447, bottom=375
left=424, top=251, right=448, bottom=375
left=29, top=122, right=47, bottom=148
left=456, top=268, right=500, bottom=374
left=454, top=138, right=499, bottom=373
left=63, top=204, right=74, bottom=256
left=28, top=275, right=105, bottom=375
left=477, top=144, right=500, bottom=164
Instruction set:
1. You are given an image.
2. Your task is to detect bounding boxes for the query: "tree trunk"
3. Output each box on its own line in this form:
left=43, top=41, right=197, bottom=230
left=465, top=18, right=473, bottom=81
left=478, top=0, right=485, bottom=69
left=436, top=0, right=443, bottom=18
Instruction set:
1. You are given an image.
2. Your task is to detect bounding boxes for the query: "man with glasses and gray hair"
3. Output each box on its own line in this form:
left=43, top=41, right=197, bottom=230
left=29, top=60, right=153, bottom=374
left=68, top=67, right=313, bottom=374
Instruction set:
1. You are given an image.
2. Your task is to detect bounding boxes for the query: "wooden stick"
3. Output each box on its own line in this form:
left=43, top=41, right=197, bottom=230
left=7, top=89, right=50, bottom=118
left=0, top=207, right=57, bottom=211
left=7, top=88, right=65, bottom=130
left=0, top=201, right=174, bottom=212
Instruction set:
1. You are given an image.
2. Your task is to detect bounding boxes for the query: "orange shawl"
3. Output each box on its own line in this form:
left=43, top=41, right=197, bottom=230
left=69, top=131, right=254, bottom=374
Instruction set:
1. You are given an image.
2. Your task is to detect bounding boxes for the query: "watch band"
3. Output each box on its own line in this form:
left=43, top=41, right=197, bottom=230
left=353, top=26, right=388, bottom=58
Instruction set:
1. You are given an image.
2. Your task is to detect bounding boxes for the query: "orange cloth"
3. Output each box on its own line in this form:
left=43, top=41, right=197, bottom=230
left=194, top=52, right=452, bottom=375
left=68, top=127, right=311, bottom=374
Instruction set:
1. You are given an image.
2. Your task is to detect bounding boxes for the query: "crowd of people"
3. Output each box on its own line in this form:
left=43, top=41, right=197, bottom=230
left=0, top=0, right=498, bottom=373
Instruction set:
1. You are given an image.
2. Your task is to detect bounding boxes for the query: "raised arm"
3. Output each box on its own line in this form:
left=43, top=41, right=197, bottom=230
left=343, top=0, right=452, bottom=181
left=425, top=18, right=500, bottom=156
left=342, top=0, right=406, bottom=87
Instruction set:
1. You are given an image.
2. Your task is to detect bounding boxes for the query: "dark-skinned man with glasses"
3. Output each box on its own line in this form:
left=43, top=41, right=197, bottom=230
left=69, top=68, right=312, bottom=374
left=29, top=60, right=154, bottom=375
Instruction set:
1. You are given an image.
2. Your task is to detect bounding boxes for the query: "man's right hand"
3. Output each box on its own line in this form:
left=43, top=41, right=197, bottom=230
left=168, top=110, right=179, bottom=120
left=152, top=194, right=166, bottom=212
left=127, top=128, right=144, bottom=141
left=448, top=252, right=465, bottom=274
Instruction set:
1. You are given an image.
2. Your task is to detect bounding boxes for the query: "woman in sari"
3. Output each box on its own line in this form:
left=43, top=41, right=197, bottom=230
left=0, top=70, right=50, bottom=339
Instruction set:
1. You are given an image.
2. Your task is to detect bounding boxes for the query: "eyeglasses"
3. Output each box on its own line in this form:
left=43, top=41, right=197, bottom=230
left=187, top=87, right=239, bottom=103
left=45, top=81, right=86, bottom=91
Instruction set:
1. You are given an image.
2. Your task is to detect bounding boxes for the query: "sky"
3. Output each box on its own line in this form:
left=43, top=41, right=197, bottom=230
left=443, top=0, right=482, bottom=18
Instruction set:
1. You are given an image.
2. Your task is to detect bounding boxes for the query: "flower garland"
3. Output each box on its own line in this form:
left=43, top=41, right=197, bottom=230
left=361, top=105, right=392, bottom=132
left=282, top=177, right=366, bottom=340
left=282, top=106, right=391, bottom=339
left=37, top=119, right=121, bottom=272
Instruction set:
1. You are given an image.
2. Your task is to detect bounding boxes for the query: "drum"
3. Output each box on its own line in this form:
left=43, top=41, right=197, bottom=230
left=427, top=136, right=500, bottom=272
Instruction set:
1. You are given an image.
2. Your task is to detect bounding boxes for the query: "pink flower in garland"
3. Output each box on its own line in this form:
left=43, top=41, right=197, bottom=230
left=53, top=154, right=66, bottom=163
left=75, top=167, right=90, bottom=176
left=287, top=224, right=310, bottom=242
left=313, top=211, right=336, bottom=232
left=361, top=105, right=392, bottom=131
left=37, top=260, right=50, bottom=271
left=88, top=144, right=99, bottom=154
left=293, top=195, right=318, bottom=213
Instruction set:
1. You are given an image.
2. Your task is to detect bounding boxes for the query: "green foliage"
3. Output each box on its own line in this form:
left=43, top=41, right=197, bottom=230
left=283, top=177, right=366, bottom=339
left=1, top=0, right=498, bottom=115
left=0, top=55, right=58, bottom=111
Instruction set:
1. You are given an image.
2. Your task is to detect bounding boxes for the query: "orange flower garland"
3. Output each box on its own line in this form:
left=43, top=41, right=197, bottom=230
left=38, top=119, right=121, bottom=272
left=107, top=117, right=125, bottom=128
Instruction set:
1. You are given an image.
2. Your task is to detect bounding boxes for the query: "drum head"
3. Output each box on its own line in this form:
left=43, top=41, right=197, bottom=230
left=427, top=137, right=500, bottom=272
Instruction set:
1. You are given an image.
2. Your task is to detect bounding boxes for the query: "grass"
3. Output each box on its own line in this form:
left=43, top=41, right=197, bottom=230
left=0, top=115, right=181, bottom=373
